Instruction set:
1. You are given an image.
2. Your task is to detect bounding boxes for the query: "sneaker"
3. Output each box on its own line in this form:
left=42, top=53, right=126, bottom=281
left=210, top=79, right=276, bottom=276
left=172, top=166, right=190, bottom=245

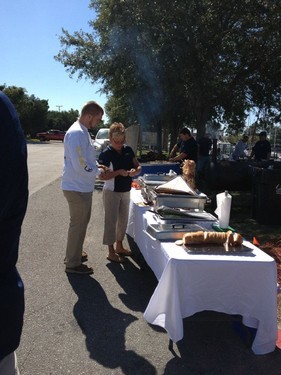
left=65, top=264, right=93, bottom=275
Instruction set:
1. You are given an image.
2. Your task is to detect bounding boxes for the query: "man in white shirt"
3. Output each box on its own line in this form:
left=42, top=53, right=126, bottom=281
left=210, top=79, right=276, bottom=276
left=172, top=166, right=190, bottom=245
left=62, top=101, right=105, bottom=274
left=231, top=134, right=249, bottom=161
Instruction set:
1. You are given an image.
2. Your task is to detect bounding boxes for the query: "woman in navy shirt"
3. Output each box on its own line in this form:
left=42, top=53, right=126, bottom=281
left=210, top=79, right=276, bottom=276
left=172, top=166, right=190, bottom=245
left=99, top=123, right=141, bottom=263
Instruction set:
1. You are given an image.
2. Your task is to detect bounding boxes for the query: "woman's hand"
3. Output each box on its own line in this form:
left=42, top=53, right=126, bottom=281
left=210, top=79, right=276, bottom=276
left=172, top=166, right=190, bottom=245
left=98, top=164, right=109, bottom=172
left=128, top=168, right=135, bottom=177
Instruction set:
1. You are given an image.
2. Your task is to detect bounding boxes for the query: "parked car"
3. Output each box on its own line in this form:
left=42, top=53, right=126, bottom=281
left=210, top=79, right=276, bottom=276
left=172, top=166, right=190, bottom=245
left=36, top=129, right=65, bottom=142
left=93, top=128, right=110, bottom=152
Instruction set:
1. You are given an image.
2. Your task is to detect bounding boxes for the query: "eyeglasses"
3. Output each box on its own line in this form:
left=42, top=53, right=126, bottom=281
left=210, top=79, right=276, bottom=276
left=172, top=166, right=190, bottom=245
left=111, top=137, right=125, bottom=145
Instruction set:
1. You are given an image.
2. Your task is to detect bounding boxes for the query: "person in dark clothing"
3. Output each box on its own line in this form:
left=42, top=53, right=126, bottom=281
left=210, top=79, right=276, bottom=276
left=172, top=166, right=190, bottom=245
left=250, top=131, right=271, bottom=161
left=0, top=91, right=28, bottom=374
left=169, top=128, right=198, bottom=163
left=197, top=133, right=212, bottom=181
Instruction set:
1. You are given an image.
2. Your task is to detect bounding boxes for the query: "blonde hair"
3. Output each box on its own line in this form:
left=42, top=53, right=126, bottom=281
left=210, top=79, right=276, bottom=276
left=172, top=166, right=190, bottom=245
left=110, top=122, right=126, bottom=139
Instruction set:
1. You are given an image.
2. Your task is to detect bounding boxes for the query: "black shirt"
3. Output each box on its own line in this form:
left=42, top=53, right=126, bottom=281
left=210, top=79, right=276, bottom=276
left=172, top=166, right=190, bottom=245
left=252, top=140, right=271, bottom=161
left=176, top=137, right=198, bottom=162
left=198, top=137, right=212, bottom=157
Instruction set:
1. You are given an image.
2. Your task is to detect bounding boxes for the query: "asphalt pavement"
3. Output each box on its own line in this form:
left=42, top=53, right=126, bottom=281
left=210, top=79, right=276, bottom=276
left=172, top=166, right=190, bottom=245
left=15, top=143, right=281, bottom=374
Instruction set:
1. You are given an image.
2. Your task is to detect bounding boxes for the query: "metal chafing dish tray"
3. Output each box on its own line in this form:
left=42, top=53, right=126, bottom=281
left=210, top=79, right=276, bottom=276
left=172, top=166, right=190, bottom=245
left=140, top=174, right=178, bottom=202
left=139, top=173, right=177, bottom=186
left=150, top=206, right=217, bottom=224
left=150, top=191, right=207, bottom=211
left=146, top=223, right=205, bottom=241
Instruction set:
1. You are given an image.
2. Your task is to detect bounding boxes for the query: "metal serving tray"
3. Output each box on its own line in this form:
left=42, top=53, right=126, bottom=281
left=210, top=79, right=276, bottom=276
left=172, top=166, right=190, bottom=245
left=183, top=244, right=253, bottom=255
left=142, top=173, right=176, bottom=182
left=151, top=192, right=207, bottom=211
left=152, top=211, right=217, bottom=224
left=139, top=173, right=176, bottom=187
left=146, top=223, right=205, bottom=241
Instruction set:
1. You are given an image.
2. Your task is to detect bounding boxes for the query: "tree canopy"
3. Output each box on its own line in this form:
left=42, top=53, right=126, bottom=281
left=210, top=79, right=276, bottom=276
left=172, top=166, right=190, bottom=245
left=55, top=0, right=281, bottom=141
left=1, top=85, right=79, bottom=137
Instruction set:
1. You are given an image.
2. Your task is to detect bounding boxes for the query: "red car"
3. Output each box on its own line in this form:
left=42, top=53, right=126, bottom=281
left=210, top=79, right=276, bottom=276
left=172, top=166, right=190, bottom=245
left=36, top=129, right=65, bottom=142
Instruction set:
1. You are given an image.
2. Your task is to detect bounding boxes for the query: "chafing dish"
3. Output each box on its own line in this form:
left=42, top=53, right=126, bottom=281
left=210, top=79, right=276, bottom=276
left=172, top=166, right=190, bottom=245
left=140, top=172, right=177, bottom=203
left=151, top=206, right=217, bottom=225
left=140, top=172, right=177, bottom=185
left=146, top=222, right=205, bottom=241
left=150, top=190, right=207, bottom=211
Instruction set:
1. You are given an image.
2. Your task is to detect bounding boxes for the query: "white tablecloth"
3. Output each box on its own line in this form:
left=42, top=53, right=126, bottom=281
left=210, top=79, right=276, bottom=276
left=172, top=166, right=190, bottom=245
left=127, top=189, right=278, bottom=354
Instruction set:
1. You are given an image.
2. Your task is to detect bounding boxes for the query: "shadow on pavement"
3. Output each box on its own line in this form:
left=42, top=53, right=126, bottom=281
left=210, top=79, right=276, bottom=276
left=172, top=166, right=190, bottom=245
left=123, top=238, right=281, bottom=375
left=105, top=241, right=158, bottom=314
left=165, top=310, right=281, bottom=375
left=67, top=274, right=156, bottom=374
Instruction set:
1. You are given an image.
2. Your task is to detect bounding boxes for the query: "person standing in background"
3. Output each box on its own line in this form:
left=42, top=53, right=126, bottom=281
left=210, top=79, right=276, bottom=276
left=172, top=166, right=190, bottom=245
left=250, top=131, right=271, bottom=161
left=99, top=123, right=141, bottom=263
left=197, top=133, right=212, bottom=182
left=0, top=91, right=28, bottom=374
left=169, top=128, right=198, bottom=164
left=62, top=101, right=106, bottom=275
left=231, top=134, right=249, bottom=160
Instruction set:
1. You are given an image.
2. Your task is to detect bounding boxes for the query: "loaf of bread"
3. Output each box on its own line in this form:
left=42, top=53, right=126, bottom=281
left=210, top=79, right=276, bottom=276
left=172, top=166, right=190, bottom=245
left=182, top=231, right=243, bottom=246
left=182, top=231, right=205, bottom=244
left=232, top=232, right=243, bottom=246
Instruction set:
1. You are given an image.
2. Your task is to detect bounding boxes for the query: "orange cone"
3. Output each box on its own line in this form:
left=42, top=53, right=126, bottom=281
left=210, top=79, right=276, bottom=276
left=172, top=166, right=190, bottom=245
left=253, top=237, right=260, bottom=246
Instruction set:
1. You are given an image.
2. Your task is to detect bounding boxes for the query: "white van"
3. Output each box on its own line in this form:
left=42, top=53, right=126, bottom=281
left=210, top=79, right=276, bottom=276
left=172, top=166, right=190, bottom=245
left=93, top=128, right=110, bottom=152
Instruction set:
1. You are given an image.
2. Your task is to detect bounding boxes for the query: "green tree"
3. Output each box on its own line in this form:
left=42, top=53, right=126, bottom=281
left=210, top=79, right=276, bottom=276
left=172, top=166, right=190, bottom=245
left=1, top=85, right=49, bottom=136
left=55, top=0, right=281, bottom=142
left=104, top=95, right=135, bottom=125
left=47, top=109, right=79, bottom=131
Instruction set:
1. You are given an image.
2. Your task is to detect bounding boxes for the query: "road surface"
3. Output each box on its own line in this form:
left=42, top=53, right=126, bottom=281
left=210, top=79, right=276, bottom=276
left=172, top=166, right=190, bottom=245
left=27, top=142, right=64, bottom=195
left=15, top=142, right=281, bottom=374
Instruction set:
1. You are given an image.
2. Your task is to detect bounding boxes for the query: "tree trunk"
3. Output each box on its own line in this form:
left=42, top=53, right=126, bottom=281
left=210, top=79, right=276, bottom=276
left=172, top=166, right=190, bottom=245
left=156, top=120, right=162, bottom=153
left=168, top=116, right=182, bottom=153
left=194, top=103, right=211, bottom=139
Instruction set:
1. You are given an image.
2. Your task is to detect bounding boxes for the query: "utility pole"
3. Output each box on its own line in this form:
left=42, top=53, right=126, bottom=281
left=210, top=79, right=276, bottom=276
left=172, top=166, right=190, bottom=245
left=56, top=105, right=63, bottom=112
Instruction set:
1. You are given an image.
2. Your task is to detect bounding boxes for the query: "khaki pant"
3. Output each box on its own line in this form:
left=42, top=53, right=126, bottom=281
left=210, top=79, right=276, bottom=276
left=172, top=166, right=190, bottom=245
left=63, top=190, right=93, bottom=268
left=102, top=190, right=130, bottom=246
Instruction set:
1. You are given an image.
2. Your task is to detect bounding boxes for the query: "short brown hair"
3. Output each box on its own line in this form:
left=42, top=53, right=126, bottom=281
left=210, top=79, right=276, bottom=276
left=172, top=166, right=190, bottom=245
left=81, top=101, right=104, bottom=116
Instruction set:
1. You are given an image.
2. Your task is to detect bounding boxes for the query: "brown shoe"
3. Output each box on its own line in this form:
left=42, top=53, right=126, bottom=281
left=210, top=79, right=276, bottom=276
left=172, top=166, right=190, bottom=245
left=64, top=250, right=88, bottom=265
left=65, top=264, right=93, bottom=275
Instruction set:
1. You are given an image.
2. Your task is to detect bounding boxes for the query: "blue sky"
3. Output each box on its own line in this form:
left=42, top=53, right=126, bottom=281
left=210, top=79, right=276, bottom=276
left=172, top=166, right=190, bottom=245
left=0, top=0, right=107, bottom=113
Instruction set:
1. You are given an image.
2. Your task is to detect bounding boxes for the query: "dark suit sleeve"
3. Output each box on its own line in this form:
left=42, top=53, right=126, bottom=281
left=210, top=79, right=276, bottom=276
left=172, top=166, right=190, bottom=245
left=0, top=91, right=28, bottom=360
